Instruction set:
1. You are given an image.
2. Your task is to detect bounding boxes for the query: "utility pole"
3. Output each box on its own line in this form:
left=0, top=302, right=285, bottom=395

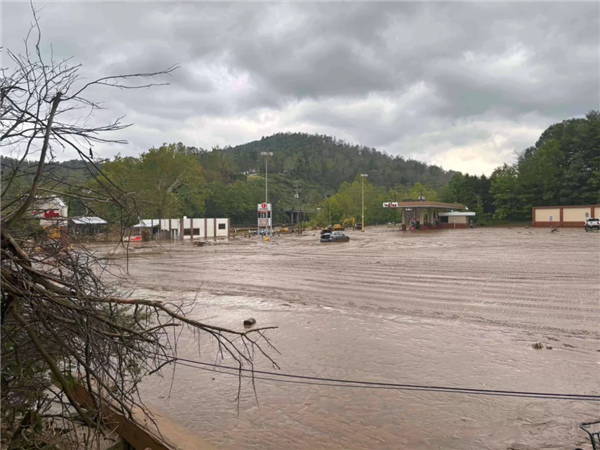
left=325, top=193, right=332, bottom=226
left=361, top=174, right=368, bottom=232
left=260, top=152, right=273, bottom=235
left=393, top=184, right=397, bottom=225
left=293, top=181, right=302, bottom=235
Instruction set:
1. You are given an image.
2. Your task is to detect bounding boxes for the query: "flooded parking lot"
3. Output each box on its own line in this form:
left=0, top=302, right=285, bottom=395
left=111, top=227, right=599, bottom=449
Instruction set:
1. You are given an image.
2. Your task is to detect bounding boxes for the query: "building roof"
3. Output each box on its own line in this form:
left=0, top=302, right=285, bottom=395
left=438, top=212, right=476, bottom=216
left=35, top=195, right=67, bottom=209
left=383, top=201, right=466, bottom=209
left=133, top=220, right=161, bottom=227
left=71, top=217, right=107, bottom=225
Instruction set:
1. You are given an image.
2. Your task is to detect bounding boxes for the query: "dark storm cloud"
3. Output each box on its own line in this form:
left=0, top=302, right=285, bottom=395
left=2, top=1, right=598, bottom=174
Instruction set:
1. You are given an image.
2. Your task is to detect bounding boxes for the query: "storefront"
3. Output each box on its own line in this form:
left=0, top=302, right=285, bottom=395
left=532, top=205, right=598, bottom=228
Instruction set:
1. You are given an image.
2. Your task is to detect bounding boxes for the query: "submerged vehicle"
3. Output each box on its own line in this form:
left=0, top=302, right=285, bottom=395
left=320, top=231, right=350, bottom=243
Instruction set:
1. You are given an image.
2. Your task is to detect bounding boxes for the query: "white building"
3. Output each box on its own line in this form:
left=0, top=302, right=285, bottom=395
left=132, top=217, right=229, bottom=240
left=31, top=196, right=68, bottom=227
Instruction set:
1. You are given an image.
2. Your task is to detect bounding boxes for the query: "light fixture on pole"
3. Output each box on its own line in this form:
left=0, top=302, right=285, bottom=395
left=260, top=152, right=273, bottom=235
left=361, top=174, right=368, bottom=232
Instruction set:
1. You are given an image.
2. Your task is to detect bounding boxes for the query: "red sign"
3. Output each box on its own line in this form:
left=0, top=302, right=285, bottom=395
left=44, top=210, right=60, bottom=218
left=129, top=236, right=142, bottom=241
left=261, top=203, right=266, bottom=208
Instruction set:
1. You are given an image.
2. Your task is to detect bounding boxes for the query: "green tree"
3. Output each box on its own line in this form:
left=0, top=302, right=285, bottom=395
left=96, top=144, right=207, bottom=220
left=490, top=164, right=523, bottom=220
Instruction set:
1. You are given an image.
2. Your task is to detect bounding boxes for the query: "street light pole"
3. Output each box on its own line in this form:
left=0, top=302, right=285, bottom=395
left=260, top=152, right=273, bottom=235
left=361, top=174, right=368, bottom=232
left=393, top=184, right=397, bottom=225
left=325, top=193, right=331, bottom=226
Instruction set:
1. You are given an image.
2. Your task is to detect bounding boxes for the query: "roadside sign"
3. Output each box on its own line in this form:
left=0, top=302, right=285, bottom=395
left=258, top=203, right=272, bottom=228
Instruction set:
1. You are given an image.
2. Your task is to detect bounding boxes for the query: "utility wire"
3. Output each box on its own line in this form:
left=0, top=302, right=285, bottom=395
left=161, top=356, right=600, bottom=402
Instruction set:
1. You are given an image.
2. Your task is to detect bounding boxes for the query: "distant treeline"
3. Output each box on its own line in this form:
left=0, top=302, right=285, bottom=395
left=2, top=111, right=598, bottom=226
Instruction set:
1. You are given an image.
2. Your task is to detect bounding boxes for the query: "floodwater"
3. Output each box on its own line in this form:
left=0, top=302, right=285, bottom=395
left=109, top=227, right=600, bottom=449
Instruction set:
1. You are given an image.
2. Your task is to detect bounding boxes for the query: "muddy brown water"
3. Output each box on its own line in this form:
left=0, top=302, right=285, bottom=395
left=103, top=227, right=600, bottom=449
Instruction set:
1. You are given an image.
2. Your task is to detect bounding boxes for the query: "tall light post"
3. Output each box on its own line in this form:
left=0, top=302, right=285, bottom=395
left=361, top=174, right=368, bottom=232
left=261, top=152, right=273, bottom=204
left=325, top=193, right=332, bottom=226
left=261, top=151, right=273, bottom=235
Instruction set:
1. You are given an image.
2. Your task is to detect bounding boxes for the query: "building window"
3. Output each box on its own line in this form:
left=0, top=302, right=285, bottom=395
left=218, top=223, right=226, bottom=230
left=440, top=216, right=449, bottom=223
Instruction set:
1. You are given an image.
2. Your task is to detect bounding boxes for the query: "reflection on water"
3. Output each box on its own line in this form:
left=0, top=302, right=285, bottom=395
left=140, top=293, right=597, bottom=450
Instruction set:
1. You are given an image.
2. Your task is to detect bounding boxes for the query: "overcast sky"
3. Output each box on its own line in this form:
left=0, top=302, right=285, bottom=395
left=2, top=1, right=599, bottom=175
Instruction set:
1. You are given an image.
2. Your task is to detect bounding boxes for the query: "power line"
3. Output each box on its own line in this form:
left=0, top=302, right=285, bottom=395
left=163, top=357, right=600, bottom=402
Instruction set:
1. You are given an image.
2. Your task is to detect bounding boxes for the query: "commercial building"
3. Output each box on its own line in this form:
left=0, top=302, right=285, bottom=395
left=438, top=211, right=477, bottom=228
left=532, top=205, right=599, bottom=228
left=69, top=217, right=108, bottom=236
left=132, top=217, right=229, bottom=240
left=383, top=200, right=472, bottom=230
left=31, top=196, right=68, bottom=227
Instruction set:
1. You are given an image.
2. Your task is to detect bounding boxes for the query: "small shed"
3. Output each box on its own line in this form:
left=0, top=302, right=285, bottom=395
left=69, top=217, right=108, bottom=235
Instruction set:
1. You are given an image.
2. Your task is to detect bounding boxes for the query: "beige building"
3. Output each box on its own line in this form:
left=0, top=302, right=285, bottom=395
left=532, top=205, right=598, bottom=227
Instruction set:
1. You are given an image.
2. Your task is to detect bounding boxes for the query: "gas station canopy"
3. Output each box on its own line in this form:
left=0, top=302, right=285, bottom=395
left=383, top=201, right=466, bottom=209
left=383, top=201, right=470, bottom=230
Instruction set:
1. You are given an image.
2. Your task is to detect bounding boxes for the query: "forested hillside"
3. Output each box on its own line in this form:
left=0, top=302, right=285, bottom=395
left=224, top=133, right=453, bottom=192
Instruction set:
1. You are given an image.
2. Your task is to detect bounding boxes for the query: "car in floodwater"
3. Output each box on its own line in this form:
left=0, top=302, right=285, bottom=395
left=320, top=231, right=350, bottom=243
left=585, top=218, right=600, bottom=231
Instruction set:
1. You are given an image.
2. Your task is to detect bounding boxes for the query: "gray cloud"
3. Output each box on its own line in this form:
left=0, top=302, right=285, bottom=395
left=2, top=1, right=598, bottom=175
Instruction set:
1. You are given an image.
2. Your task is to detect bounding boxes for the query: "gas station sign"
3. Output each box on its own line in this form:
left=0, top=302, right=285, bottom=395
left=383, top=202, right=399, bottom=208
left=257, top=203, right=272, bottom=227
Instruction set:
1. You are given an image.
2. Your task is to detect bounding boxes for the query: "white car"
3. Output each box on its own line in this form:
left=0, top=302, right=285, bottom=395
left=584, top=218, right=600, bottom=231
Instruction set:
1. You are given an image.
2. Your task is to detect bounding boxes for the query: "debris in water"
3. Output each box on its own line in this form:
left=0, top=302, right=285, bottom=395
left=532, top=342, right=544, bottom=349
left=244, top=318, right=256, bottom=326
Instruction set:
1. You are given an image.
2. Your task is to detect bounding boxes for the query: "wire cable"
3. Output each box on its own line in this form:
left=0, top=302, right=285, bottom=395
left=161, top=356, right=600, bottom=402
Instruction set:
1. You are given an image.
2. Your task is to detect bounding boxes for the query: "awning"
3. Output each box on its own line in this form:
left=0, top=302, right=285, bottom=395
left=383, top=201, right=466, bottom=209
